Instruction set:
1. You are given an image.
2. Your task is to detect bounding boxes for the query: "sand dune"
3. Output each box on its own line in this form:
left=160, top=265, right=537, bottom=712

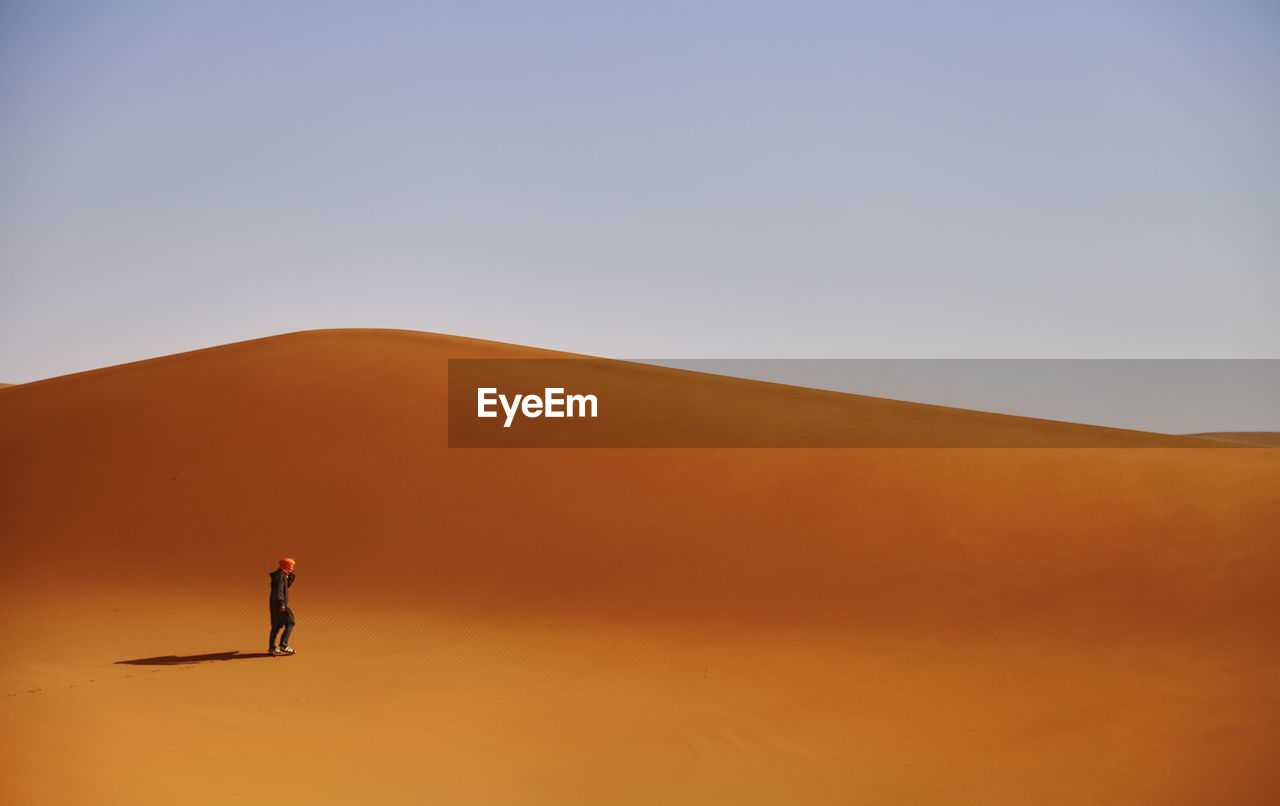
left=2, top=329, right=1278, bottom=805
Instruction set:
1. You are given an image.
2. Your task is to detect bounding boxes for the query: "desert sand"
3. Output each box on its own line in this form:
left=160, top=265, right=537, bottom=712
left=2, top=329, right=1278, bottom=805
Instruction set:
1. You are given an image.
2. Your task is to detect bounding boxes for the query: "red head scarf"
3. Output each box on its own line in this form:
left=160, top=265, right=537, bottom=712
left=279, top=557, right=296, bottom=574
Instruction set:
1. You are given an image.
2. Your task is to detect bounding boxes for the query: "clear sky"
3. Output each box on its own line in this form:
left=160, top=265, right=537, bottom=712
left=2, top=1, right=1278, bottom=386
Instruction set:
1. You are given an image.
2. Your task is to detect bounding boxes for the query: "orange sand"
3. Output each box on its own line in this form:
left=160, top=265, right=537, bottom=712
left=2, top=330, right=1278, bottom=805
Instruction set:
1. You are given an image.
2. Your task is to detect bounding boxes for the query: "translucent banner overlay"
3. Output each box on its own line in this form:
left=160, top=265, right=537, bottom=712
left=447, top=359, right=1280, bottom=448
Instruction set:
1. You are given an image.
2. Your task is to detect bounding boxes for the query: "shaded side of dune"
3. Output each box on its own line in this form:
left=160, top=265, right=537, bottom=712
left=2, top=330, right=1277, bottom=641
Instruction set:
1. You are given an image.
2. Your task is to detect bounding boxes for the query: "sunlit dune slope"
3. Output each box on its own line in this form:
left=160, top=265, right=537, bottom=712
left=2, top=329, right=1278, bottom=805
left=2, top=328, right=1277, bottom=632
left=1, top=328, right=1263, bottom=621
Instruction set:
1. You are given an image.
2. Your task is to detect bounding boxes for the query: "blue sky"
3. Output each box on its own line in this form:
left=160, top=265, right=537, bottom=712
left=2, top=1, right=1278, bottom=385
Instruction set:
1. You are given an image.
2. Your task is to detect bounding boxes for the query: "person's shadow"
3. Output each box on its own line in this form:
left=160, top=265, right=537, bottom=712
left=115, top=651, right=274, bottom=665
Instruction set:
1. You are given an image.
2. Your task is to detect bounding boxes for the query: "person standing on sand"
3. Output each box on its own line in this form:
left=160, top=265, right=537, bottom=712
left=269, top=557, right=297, bottom=656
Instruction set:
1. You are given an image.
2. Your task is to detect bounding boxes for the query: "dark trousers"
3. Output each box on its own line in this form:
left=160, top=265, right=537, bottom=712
left=270, top=605, right=295, bottom=648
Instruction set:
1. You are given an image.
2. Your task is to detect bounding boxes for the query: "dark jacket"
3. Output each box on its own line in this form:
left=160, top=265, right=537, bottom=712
left=269, top=569, right=295, bottom=607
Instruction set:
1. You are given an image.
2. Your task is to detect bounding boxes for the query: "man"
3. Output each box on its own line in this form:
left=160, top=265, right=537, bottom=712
left=269, top=557, right=297, bottom=655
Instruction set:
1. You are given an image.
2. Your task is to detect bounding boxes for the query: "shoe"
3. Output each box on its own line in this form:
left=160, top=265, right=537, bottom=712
left=278, top=646, right=296, bottom=655
left=269, top=647, right=280, bottom=655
